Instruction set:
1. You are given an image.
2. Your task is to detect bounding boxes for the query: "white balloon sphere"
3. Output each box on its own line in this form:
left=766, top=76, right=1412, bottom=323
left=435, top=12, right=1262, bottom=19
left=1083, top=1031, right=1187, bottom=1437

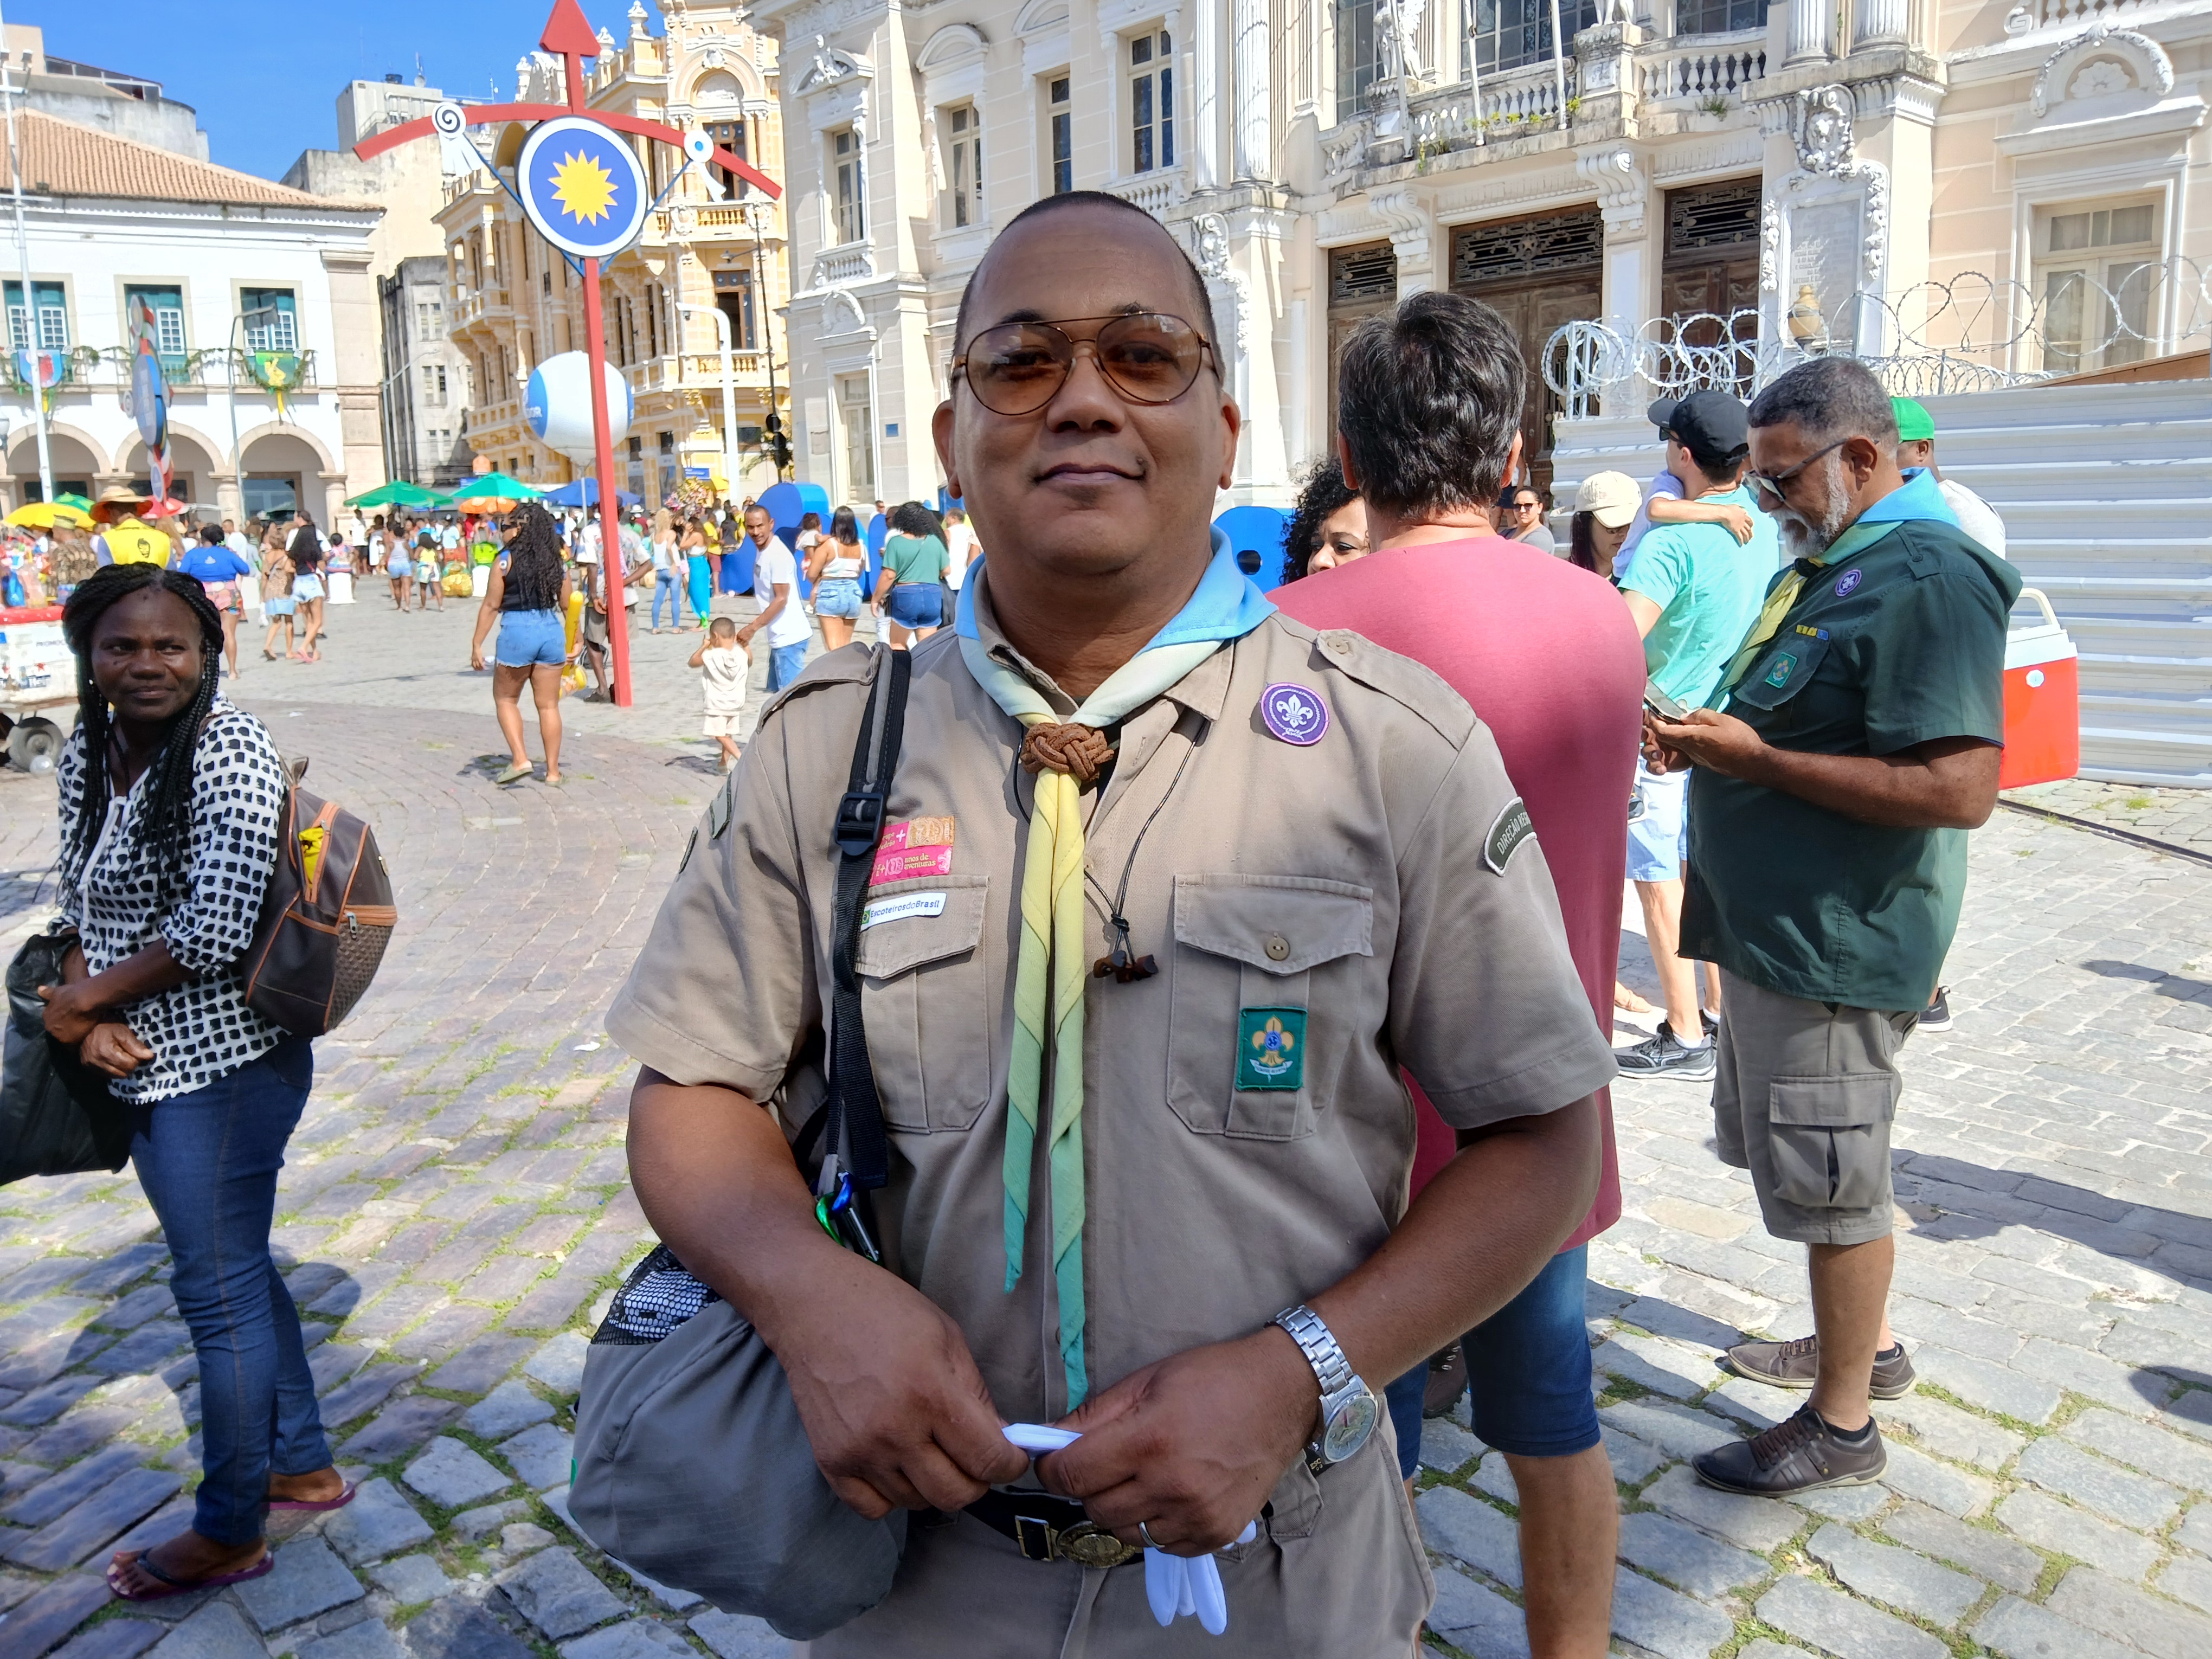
left=524, top=352, right=635, bottom=467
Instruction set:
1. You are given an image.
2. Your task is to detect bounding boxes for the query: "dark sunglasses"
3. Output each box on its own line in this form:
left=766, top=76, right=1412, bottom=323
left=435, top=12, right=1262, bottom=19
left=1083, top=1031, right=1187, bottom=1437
left=951, top=311, right=1215, bottom=417
left=1746, top=438, right=1850, bottom=504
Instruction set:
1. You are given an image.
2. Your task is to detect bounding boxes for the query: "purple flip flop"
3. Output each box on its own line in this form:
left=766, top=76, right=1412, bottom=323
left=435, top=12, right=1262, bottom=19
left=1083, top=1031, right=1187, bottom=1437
left=268, top=1480, right=357, bottom=1513
left=108, top=1548, right=276, bottom=1603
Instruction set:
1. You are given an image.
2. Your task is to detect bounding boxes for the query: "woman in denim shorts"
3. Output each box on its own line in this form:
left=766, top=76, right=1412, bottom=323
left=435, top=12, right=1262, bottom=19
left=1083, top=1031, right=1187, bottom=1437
left=873, top=500, right=951, bottom=648
left=805, top=506, right=867, bottom=651
left=467, top=505, right=574, bottom=787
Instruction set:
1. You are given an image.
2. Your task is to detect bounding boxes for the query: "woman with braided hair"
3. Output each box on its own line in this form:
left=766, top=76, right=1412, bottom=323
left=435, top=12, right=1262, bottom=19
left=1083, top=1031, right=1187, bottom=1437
left=468, top=501, right=575, bottom=786
left=32, top=564, right=349, bottom=1602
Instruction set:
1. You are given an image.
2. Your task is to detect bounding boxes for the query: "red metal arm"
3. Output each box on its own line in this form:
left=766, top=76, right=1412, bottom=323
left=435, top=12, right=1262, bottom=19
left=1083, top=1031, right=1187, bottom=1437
left=352, top=105, right=781, bottom=201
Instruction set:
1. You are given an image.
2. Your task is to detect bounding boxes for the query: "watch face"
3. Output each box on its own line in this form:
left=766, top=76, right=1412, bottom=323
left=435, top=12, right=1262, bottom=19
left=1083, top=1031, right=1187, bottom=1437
left=1322, top=1387, right=1379, bottom=1463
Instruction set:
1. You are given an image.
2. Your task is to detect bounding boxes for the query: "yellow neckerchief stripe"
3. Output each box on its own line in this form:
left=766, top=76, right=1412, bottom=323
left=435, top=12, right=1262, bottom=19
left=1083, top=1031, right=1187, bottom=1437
left=960, top=631, right=1220, bottom=1409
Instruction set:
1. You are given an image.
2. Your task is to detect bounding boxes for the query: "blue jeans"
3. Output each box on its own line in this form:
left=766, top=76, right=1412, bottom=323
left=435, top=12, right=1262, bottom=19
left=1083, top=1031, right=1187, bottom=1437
left=766, top=641, right=808, bottom=693
left=652, top=571, right=678, bottom=629
left=129, top=1037, right=327, bottom=1545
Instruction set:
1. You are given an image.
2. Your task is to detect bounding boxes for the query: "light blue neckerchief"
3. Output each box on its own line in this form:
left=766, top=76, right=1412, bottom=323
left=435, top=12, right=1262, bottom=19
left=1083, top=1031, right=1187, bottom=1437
left=954, top=528, right=1276, bottom=654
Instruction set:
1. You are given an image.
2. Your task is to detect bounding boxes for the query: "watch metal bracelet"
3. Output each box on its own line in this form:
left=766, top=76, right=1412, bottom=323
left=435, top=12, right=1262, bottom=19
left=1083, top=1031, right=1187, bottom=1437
left=1271, top=1303, right=1353, bottom=1397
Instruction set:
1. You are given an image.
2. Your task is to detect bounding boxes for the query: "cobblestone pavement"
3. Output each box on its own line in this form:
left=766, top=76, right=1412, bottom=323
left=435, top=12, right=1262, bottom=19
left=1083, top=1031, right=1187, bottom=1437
left=2004, top=779, right=2212, bottom=860
left=0, top=681, right=2208, bottom=1659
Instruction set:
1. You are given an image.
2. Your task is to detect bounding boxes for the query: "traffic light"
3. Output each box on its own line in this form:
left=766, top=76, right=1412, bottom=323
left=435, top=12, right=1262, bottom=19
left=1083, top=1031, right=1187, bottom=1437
left=764, top=411, right=783, bottom=435
left=769, top=431, right=792, bottom=474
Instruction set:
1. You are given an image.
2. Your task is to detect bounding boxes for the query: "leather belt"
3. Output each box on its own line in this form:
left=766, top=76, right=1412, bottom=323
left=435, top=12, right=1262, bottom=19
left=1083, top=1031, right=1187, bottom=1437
left=964, top=1489, right=1142, bottom=1569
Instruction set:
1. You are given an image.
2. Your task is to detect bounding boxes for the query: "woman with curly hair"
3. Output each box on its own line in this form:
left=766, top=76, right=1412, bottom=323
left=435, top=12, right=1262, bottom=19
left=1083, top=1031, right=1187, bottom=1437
left=35, top=564, right=350, bottom=1602
left=468, top=503, right=575, bottom=786
left=1281, top=456, right=1371, bottom=581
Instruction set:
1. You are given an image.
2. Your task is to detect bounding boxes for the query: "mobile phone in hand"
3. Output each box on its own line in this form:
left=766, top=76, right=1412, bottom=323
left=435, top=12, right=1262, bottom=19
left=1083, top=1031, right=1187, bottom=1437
left=1643, top=680, right=1690, bottom=723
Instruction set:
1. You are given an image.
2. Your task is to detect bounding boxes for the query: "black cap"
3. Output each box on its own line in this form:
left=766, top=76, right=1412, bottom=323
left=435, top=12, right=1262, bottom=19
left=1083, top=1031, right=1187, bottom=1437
left=1654, top=389, right=1749, bottom=469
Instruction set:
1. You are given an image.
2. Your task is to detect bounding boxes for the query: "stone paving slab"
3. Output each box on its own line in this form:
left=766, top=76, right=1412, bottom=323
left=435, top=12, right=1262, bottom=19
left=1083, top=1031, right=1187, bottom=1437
left=1, top=641, right=2209, bottom=1659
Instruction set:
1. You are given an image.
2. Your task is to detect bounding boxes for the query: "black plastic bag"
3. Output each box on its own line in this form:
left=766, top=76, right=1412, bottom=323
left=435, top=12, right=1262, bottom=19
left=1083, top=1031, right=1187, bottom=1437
left=1, top=931, right=132, bottom=1185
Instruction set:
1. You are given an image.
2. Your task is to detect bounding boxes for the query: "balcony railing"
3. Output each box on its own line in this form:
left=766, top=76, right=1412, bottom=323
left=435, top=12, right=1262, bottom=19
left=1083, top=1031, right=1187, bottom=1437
left=655, top=203, right=780, bottom=240
left=1324, top=60, right=1579, bottom=175
left=811, top=243, right=875, bottom=289
left=1109, top=168, right=1191, bottom=218
left=9, top=346, right=323, bottom=396
left=2040, top=0, right=2146, bottom=23
left=1640, top=28, right=1769, bottom=104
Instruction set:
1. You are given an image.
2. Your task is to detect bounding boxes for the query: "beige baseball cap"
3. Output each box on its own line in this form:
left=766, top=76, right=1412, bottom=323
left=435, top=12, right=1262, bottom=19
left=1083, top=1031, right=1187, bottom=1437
left=1573, top=471, right=1642, bottom=529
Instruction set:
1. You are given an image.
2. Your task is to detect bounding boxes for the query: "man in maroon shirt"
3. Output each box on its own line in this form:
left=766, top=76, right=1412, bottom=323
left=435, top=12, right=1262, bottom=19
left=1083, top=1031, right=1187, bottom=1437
left=1275, top=290, right=1643, bottom=1658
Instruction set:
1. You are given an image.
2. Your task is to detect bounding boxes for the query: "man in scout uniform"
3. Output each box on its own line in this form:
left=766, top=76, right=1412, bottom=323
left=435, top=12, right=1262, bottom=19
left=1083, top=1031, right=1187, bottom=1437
left=608, top=191, right=1616, bottom=1654
left=1645, top=356, right=2019, bottom=1497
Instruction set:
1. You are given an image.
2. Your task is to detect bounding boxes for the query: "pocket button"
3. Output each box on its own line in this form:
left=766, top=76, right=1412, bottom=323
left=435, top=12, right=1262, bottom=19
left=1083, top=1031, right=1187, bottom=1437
left=1264, top=934, right=1290, bottom=962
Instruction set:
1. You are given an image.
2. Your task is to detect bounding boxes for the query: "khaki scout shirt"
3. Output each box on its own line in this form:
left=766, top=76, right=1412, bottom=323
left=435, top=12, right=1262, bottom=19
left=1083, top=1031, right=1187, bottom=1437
left=608, top=586, right=1617, bottom=1427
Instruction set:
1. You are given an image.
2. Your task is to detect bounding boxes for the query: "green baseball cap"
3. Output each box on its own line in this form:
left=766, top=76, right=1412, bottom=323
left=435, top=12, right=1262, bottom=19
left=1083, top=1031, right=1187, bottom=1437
left=1891, top=397, right=1935, bottom=442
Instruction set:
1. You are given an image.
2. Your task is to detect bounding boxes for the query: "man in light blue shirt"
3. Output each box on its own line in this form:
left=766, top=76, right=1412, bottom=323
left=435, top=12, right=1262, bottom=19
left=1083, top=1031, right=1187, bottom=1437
left=1615, top=390, right=1777, bottom=1079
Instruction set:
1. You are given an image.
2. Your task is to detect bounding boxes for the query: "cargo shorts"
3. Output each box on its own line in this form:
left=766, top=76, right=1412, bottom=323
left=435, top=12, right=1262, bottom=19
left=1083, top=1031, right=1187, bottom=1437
left=1712, top=969, right=1917, bottom=1247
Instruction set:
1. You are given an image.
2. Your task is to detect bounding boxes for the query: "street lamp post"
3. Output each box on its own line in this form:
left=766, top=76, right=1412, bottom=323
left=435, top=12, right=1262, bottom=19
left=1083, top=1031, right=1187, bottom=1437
left=0, top=3, right=54, bottom=506
left=745, top=201, right=782, bottom=481
left=674, top=294, right=738, bottom=496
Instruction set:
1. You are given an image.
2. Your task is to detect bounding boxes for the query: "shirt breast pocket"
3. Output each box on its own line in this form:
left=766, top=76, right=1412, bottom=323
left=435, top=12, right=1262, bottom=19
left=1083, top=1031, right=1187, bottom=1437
left=852, top=873, right=993, bottom=1133
left=1166, top=873, right=1375, bottom=1142
left=1730, top=631, right=1832, bottom=714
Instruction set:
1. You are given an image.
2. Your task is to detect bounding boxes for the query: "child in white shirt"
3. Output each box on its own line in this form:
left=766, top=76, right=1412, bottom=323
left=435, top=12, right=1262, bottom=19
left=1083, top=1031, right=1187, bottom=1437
left=690, top=615, right=753, bottom=771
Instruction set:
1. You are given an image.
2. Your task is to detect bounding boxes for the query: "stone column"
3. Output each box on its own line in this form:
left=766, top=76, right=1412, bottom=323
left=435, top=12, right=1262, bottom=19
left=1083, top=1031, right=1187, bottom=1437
left=1194, top=0, right=1220, bottom=191
left=1851, top=0, right=1907, bottom=46
left=1231, top=0, right=1270, bottom=181
left=1787, top=0, right=1833, bottom=64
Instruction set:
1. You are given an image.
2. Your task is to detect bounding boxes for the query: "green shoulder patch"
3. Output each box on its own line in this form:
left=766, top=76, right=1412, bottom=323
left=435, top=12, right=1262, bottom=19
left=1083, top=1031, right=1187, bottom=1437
left=1484, top=796, right=1534, bottom=874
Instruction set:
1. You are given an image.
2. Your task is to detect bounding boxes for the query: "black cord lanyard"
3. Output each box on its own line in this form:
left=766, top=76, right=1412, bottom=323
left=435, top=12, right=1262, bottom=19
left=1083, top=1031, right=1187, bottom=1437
left=1083, top=742, right=1195, bottom=983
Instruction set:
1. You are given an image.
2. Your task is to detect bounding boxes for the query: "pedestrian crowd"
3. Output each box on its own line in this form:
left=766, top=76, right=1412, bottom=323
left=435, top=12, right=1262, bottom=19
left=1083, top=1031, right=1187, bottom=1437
left=18, top=186, right=2025, bottom=1658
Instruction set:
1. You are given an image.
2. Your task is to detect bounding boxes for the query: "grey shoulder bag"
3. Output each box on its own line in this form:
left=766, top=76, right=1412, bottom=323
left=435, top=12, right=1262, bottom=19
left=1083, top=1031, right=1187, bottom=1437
left=569, top=646, right=912, bottom=1640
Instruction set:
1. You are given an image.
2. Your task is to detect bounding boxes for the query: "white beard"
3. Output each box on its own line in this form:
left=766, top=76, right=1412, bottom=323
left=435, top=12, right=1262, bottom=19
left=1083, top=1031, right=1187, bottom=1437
left=1773, top=457, right=1854, bottom=561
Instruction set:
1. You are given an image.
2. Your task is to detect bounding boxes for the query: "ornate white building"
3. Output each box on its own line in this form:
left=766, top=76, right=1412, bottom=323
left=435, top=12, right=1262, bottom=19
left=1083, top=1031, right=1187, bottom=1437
left=749, top=0, right=2207, bottom=509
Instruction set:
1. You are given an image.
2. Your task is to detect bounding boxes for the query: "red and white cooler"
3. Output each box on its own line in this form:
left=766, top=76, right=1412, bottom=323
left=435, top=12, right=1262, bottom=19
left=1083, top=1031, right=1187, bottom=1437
left=1999, top=587, right=2079, bottom=789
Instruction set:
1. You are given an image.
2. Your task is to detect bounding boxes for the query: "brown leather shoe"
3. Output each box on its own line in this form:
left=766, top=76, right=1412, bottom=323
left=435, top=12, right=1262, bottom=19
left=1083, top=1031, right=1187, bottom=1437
left=1723, top=1334, right=1917, bottom=1400
left=1422, top=1343, right=1468, bottom=1418
left=1694, top=1403, right=1887, bottom=1496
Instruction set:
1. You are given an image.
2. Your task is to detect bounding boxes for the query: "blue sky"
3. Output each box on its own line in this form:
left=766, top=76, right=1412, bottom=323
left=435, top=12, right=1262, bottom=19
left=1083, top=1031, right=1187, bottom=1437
left=35, top=1, right=650, bottom=181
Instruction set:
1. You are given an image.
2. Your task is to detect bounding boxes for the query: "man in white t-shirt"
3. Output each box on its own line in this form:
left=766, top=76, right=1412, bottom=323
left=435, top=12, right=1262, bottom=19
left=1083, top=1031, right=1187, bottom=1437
left=943, top=506, right=979, bottom=590
left=734, top=502, right=812, bottom=692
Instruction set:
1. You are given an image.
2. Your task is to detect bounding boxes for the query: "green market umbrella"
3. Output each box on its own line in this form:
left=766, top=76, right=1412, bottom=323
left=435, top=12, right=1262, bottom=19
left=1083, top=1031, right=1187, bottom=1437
left=346, top=480, right=453, bottom=510
left=447, top=472, right=542, bottom=512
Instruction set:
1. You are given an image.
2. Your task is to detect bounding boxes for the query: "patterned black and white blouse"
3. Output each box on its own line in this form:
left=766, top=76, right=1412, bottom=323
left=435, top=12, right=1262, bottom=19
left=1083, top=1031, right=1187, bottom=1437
left=54, top=702, right=290, bottom=1103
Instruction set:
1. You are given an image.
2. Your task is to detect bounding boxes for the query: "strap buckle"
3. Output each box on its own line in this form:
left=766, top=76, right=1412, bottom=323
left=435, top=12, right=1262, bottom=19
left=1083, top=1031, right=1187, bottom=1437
left=833, top=789, right=885, bottom=858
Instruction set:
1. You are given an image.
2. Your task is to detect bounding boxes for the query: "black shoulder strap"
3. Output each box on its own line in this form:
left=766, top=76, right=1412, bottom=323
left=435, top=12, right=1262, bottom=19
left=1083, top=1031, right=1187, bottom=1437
left=825, top=646, right=911, bottom=1194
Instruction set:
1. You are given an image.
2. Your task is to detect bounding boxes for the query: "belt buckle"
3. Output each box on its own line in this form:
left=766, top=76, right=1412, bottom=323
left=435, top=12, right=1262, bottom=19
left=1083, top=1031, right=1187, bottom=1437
left=1052, top=1520, right=1140, bottom=1569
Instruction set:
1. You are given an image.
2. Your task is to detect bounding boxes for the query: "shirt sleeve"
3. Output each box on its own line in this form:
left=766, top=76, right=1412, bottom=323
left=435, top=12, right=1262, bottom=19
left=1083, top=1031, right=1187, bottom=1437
left=1387, top=729, right=1618, bottom=1129
left=1861, top=565, right=2011, bottom=755
left=606, top=713, right=821, bottom=1097
left=53, top=737, right=84, bottom=930
left=1621, top=526, right=1689, bottom=611
left=160, top=715, right=286, bottom=976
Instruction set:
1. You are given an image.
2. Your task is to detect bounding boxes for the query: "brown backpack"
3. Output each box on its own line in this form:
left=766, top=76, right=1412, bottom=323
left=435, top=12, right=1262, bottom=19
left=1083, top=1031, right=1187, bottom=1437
left=240, top=763, right=397, bottom=1036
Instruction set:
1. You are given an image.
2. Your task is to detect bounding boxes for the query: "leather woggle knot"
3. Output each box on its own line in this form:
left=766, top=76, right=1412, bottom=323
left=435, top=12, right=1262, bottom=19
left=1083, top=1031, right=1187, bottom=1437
left=1020, top=723, right=1116, bottom=785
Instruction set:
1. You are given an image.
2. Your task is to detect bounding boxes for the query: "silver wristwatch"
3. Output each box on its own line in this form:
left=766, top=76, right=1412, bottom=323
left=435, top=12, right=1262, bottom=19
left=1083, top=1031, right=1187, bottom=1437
left=1271, top=1304, right=1379, bottom=1472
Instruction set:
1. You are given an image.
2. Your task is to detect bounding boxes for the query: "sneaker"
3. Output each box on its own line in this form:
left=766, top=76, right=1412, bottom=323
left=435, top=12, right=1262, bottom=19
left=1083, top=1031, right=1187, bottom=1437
left=1920, top=987, right=1952, bottom=1032
left=1695, top=1403, right=1886, bottom=1496
left=1723, top=1335, right=1917, bottom=1400
left=1614, top=1021, right=1716, bottom=1080
left=1422, top=1344, right=1468, bottom=1419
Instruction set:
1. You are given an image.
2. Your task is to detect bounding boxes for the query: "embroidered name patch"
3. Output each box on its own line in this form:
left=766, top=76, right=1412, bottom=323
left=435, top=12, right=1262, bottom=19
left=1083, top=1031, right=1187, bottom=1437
left=1834, top=569, right=1863, bottom=597
left=869, top=816, right=956, bottom=886
left=1237, top=1007, right=1307, bottom=1091
left=1259, top=683, right=1329, bottom=746
left=1484, top=796, right=1534, bottom=874
left=861, top=891, right=947, bottom=930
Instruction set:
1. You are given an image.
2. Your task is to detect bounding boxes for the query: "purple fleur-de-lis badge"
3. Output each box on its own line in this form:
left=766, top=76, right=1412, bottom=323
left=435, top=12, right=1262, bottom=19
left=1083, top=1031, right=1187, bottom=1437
left=1259, top=683, right=1329, bottom=746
